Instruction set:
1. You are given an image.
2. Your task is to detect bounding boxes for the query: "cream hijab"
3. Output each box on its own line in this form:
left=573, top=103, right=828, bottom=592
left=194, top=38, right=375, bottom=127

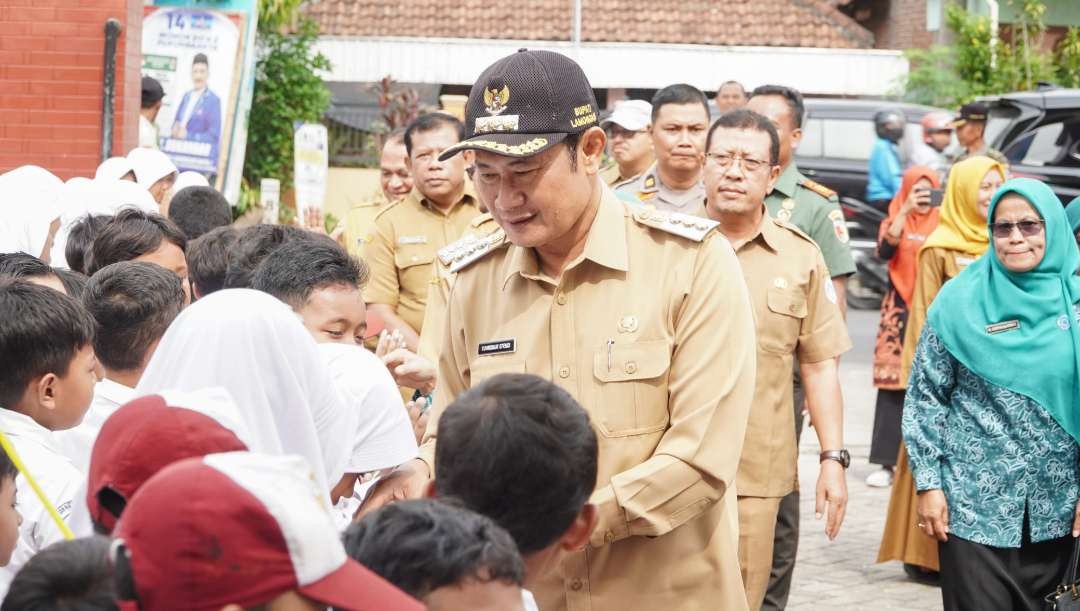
left=135, top=289, right=354, bottom=493
left=0, top=165, right=63, bottom=260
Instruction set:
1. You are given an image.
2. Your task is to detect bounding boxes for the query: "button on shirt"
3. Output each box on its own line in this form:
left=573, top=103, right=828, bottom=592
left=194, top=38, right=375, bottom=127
left=362, top=187, right=481, bottom=335
left=55, top=378, right=135, bottom=474
left=614, top=162, right=707, bottom=217
left=421, top=189, right=757, bottom=611
left=734, top=215, right=852, bottom=497
left=903, top=324, right=1080, bottom=548
left=0, top=409, right=83, bottom=598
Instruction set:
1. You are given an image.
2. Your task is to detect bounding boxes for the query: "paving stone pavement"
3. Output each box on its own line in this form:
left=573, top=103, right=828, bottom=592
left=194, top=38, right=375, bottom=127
left=784, top=310, right=944, bottom=611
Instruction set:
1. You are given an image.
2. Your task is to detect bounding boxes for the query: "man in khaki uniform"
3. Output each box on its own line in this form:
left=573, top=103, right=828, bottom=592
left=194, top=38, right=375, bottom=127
left=362, top=113, right=481, bottom=351
left=343, top=130, right=413, bottom=258
left=360, top=49, right=757, bottom=611
left=615, top=84, right=710, bottom=217
left=704, top=109, right=852, bottom=610
left=600, top=99, right=654, bottom=188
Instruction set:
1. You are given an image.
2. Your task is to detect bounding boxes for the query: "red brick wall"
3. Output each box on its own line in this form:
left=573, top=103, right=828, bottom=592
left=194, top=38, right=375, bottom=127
left=0, top=0, right=143, bottom=179
left=854, top=0, right=937, bottom=50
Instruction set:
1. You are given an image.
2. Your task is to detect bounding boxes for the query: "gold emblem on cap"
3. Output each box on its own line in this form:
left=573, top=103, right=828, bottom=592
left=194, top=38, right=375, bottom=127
left=483, top=85, right=510, bottom=116
left=782, top=198, right=795, bottom=210
left=618, top=316, right=639, bottom=333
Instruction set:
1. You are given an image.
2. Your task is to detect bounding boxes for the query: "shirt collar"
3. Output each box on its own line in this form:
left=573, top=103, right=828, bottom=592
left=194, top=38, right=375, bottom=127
left=771, top=162, right=800, bottom=199
left=0, top=408, right=58, bottom=450
left=502, top=187, right=629, bottom=288
left=97, top=378, right=135, bottom=408
left=409, top=181, right=479, bottom=215
left=735, top=207, right=782, bottom=253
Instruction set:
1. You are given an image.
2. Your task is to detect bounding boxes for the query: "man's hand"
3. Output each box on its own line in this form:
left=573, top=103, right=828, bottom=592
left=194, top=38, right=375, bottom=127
left=355, top=458, right=430, bottom=520
left=383, top=348, right=436, bottom=394
left=405, top=397, right=431, bottom=445
left=916, top=489, right=950, bottom=542
left=815, top=460, right=848, bottom=540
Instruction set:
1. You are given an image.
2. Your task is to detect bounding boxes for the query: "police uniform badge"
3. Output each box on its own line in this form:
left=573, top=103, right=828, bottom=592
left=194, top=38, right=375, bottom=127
left=781, top=198, right=795, bottom=211
left=644, top=175, right=656, bottom=190
left=828, top=209, right=849, bottom=244
left=777, top=209, right=792, bottom=222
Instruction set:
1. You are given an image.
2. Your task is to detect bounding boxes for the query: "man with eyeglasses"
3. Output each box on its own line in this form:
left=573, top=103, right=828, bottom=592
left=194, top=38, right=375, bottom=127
left=704, top=108, right=852, bottom=611
left=600, top=100, right=655, bottom=188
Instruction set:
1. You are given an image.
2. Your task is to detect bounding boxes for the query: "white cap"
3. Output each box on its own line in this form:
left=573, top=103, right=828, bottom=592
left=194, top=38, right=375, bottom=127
left=127, top=147, right=178, bottom=187
left=172, top=171, right=210, bottom=194
left=602, top=99, right=653, bottom=131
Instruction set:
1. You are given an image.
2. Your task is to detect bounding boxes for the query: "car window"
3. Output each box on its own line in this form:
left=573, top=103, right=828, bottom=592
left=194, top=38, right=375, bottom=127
left=822, top=119, right=876, bottom=160
left=986, top=105, right=1020, bottom=147
left=1003, top=119, right=1080, bottom=167
left=799, top=118, right=823, bottom=157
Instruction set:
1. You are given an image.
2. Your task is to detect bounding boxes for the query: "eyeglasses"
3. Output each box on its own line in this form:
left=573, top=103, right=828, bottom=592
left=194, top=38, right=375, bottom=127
left=990, top=220, right=1045, bottom=238
left=705, top=153, right=771, bottom=173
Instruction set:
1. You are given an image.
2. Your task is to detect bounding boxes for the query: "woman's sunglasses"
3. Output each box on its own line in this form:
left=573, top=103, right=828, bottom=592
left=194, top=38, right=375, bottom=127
left=990, top=220, right=1045, bottom=238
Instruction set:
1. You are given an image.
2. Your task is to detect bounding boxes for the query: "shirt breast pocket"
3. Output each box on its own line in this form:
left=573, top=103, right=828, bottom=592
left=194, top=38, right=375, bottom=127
left=394, top=248, right=435, bottom=293
left=761, top=287, right=806, bottom=355
left=592, top=339, right=671, bottom=437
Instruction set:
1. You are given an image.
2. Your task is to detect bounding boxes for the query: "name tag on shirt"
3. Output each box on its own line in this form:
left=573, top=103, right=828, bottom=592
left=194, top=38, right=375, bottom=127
left=956, top=255, right=975, bottom=267
left=398, top=235, right=428, bottom=245
left=986, top=320, right=1020, bottom=335
left=478, top=339, right=516, bottom=356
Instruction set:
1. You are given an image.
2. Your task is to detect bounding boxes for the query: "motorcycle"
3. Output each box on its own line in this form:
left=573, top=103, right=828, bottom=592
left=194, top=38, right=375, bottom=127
left=840, top=197, right=889, bottom=311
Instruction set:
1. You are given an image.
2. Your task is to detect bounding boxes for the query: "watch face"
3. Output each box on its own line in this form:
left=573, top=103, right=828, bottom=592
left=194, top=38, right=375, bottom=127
left=840, top=449, right=851, bottom=468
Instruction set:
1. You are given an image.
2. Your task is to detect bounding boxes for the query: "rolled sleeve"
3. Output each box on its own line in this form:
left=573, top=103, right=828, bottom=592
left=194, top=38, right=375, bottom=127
left=589, top=235, right=757, bottom=547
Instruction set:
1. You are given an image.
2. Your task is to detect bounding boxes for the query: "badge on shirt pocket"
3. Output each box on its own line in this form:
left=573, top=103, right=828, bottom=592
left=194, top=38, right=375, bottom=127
left=398, top=235, right=428, bottom=245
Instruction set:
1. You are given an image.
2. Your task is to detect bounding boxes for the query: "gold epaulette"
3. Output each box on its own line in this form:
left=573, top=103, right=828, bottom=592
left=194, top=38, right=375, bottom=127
left=631, top=206, right=718, bottom=242
left=439, top=228, right=508, bottom=272
left=799, top=178, right=837, bottom=200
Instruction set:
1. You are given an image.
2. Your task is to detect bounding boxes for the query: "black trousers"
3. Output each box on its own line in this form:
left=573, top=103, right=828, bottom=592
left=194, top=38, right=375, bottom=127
left=939, top=519, right=1072, bottom=611
left=761, top=373, right=805, bottom=611
left=869, top=388, right=905, bottom=466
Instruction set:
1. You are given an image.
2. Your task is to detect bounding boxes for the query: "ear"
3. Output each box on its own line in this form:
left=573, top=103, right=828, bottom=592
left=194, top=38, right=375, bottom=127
left=790, top=126, right=803, bottom=150
left=558, top=503, right=599, bottom=552
left=462, top=149, right=475, bottom=165
left=423, top=479, right=437, bottom=499
left=36, top=373, right=59, bottom=412
left=766, top=163, right=782, bottom=194
left=579, top=127, right=607, bottom=176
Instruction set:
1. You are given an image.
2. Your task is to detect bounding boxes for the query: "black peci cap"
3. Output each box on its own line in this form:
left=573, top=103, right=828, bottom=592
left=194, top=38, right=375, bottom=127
left=141, top=76, right=165, bottom=108
left=438, top=49, right=599, bottom=161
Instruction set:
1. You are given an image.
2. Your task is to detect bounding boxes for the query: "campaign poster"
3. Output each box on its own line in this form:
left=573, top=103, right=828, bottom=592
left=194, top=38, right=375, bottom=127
left=142, top=6, right=244, bottom=187
left=294, top=123, right=329, bottom=220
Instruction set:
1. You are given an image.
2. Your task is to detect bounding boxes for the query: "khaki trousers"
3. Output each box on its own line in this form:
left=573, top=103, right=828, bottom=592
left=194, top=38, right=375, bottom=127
left=738, top=495, right=783, bottom=611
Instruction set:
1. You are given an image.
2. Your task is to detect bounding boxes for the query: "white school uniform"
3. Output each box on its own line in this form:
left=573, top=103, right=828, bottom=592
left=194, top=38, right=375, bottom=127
left=55, top=378, right=134, bottom=474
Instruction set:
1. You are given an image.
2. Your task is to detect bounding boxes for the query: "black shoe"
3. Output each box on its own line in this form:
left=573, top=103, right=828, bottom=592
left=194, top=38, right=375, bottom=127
left=903, top=563, right=941, bottom=586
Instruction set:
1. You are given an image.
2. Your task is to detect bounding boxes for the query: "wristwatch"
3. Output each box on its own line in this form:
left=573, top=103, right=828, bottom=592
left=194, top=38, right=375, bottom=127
left=819, top=449, right=851, bottom=469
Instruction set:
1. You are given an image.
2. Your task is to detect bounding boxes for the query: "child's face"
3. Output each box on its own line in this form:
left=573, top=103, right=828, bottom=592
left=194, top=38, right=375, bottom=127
left=0, top=476, right=22, bottom=567
left=296, top=284, right=367, bottom=346
left=39, top=344, right=99, bottom=431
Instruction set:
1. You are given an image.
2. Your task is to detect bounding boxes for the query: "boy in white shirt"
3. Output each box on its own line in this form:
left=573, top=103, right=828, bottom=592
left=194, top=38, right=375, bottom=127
left=0, top=280, right=98, bottom=596
left=56, top=261, right=185, bottom=473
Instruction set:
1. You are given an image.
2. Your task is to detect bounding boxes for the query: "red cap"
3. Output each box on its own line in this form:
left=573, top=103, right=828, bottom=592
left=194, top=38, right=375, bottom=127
left=87, top=395, right=248, bottom=534
left=113, top=452, right=422, bottom=611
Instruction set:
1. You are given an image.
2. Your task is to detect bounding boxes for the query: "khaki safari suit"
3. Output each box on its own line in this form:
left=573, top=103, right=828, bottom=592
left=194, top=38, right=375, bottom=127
left=601, top=160, right=645, bottom=189
left=733, top=213, right=852, bottom=610
left=343, top=192, right=389, bottom=258
left=361, top=186, right=481, bottom=336
left=420, top=189, right=757, bottom=611
left=416, top=213, right=501, bottom=362
left=615, top=162, right=707, bottom=217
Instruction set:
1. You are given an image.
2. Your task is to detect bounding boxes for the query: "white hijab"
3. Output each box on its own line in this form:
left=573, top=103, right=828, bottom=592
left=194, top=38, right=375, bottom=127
left=49, top=178, right=159, bottom=269
left=127, top=147, right=177, bottom=189
left=135, top=289, right=354, bottom=493
left=94, top=157, right=135, bottom=182
left=0, top=165, right=63, bottom=259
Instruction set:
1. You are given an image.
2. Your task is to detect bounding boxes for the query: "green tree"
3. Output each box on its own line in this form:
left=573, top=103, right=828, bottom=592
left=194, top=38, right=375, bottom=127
left=240, top=17, right=330, bottom=216
left=1056, top=27, right=1080, bottom=88
left=901, top=46, right=973, bottom=107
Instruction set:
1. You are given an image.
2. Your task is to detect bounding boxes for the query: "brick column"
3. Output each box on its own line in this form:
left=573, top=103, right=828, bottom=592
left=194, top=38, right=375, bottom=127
left=0, top=0, right=143, bottom=179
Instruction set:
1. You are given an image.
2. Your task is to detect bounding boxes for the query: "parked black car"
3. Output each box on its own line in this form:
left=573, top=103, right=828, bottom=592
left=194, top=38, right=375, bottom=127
left=981, top=86, right=1080, bottom=204
left=793, top=99, right=950, bottom=310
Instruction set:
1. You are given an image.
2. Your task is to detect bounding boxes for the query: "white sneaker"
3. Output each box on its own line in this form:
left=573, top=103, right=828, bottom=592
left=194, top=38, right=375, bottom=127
left=865, top=468, right=894, bottom=488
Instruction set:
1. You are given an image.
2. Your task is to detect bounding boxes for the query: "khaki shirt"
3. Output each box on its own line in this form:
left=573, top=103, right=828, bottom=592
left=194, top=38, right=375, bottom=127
left=764, top=163, right=856, bottom=278
left=421, top=189, right=757, bottom=611
left=899, top=246, right=975, bottom=386
left=734, top=214, right=852, bottom=498
left=343, top=193, right=388, bottom=258
left=361, top=187, right=481, bottom=334
left=416, top=213, right=501, bottom=362
left=614, top=162, right=706, bottom=217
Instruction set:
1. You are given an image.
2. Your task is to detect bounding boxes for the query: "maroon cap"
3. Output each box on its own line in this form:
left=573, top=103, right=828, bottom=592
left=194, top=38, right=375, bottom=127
left=112, top=453, right=423, bottom=611
left=87, top=395, right=248, bottom=534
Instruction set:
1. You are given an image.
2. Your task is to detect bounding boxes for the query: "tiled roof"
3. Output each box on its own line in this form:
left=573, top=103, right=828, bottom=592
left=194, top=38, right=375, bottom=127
left=306, top=0, right=875, bottom=49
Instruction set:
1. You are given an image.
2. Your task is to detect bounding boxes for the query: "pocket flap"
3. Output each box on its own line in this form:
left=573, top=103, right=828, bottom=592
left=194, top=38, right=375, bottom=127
left=394, top=249, right=435, bottom=269
left=593, top=339, right=671, bottom=383
left=767, top=287, right=807, bottom=319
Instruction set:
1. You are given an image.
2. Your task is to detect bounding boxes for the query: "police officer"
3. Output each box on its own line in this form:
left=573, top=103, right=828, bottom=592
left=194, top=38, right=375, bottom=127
left=361, top=49, right=757, bottom=611
left=616, top=84, right=710, bottom=216
left=600, top=99, right=654, bottom=188
left=704, top=108, right=852, bottom=610
left=362, top=114, right=481, bottom=352
left=747, top=84, right=857, bottom=611
left=949, top=101, right=1007, bottom=165
left=343, top=130, right=413, bottom=259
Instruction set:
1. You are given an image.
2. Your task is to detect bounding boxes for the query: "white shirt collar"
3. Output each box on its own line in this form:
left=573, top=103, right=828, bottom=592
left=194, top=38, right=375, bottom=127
left=96, top=378, right=135, bottom=409
left=0, top=408, right=58, bottom=451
